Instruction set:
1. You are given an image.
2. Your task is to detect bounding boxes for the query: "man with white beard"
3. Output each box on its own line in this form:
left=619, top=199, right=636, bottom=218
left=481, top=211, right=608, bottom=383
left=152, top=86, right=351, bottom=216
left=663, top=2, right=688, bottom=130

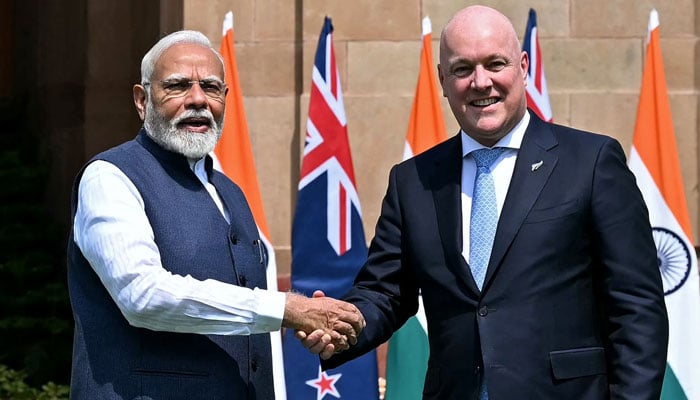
left=66, top=30, right=363, bottom=400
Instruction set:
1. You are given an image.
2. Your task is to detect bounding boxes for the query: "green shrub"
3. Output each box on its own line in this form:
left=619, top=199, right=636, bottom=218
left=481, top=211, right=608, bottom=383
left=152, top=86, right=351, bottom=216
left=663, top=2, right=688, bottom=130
left=0, top=112, right=73, bottom=387
left=0, top=365, right=69, bottom=400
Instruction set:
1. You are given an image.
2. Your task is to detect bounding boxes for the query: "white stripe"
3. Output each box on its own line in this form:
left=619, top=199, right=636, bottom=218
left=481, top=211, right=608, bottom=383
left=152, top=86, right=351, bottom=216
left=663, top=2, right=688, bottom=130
left=403, top=141, right=414, bottom=161
left=647, top=9, right=659, bottom=43
left=222, top=11, right=233, bottom=36
left=258, top=230, right=287, bottom=400
left=415, top=295, right=428, bottom=334
left=303, top=118, right=324, bottom=156
left=311, top=66, right=347, bottom=126
left=421, top=16, right=431, bottom=37
left=527, top=28, right=539, bottom=75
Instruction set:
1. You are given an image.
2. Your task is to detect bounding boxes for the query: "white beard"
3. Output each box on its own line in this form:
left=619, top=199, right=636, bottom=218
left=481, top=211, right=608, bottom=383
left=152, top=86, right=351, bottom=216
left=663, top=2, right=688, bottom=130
left=143, top=99, right=223, bottom=159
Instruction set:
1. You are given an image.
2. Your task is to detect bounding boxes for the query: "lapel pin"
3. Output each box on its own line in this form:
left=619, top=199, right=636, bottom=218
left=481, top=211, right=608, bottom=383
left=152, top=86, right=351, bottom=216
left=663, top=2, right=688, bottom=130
left=531, top=160, right=544, bottom=172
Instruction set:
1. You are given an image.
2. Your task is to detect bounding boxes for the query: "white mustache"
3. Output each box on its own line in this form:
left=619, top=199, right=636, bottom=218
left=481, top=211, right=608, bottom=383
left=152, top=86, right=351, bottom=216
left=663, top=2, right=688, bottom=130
left=172, top=109, right=217, bottom=129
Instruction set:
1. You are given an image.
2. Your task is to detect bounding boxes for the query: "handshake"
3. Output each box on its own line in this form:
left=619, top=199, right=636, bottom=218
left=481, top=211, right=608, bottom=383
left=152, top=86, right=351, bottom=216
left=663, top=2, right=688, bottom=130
left=282, top=290, right=365, bottom=360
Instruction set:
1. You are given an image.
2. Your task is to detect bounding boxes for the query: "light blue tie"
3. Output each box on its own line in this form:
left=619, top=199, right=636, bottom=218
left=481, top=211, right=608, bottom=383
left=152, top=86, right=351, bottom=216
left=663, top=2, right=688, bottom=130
left=469, top=147, right=504, bottom=289
left=469, top=148, right=504, bottom=400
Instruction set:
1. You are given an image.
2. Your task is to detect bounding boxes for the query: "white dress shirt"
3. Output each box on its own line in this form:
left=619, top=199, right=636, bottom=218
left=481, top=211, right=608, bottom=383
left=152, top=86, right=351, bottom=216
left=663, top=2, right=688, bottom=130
left=461, top=112, right=530, bottom=263
left=73, top=157, right=286, bottom=335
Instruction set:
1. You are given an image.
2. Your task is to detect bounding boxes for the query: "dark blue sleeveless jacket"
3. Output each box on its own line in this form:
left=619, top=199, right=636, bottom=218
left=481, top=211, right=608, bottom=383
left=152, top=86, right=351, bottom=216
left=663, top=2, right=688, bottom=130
left=67, top=130, right=274, bottom=399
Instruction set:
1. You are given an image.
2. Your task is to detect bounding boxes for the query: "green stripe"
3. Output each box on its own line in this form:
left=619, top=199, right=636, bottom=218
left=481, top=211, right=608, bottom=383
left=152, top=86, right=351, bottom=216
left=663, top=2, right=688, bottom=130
left=661, top=364, right=688, bottom=400
left=385, top=316, right=429, bottom=400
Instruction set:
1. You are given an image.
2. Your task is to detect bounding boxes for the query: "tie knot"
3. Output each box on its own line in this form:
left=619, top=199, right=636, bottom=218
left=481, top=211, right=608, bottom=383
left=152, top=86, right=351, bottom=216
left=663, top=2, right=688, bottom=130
left=472, top=148, right=505, bottom=169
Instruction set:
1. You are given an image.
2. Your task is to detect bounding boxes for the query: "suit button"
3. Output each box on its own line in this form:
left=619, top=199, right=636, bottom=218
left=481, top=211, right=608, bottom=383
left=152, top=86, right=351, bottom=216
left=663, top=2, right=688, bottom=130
left=251, top=359, right=258, bottom=372
left=240, top=275, right=247, bottom=286
left=475, top=365, right=481, bottom=374
left=478, top=306, right=488, bottom=317
left=230, top=233, right=238, bottom=244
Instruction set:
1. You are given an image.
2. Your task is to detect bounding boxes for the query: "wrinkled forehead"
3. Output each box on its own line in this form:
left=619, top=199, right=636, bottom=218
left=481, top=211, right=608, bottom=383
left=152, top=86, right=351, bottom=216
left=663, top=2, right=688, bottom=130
left=440, top=13, right=520, bottom=62
left=154, top=43, right=224, bottom=80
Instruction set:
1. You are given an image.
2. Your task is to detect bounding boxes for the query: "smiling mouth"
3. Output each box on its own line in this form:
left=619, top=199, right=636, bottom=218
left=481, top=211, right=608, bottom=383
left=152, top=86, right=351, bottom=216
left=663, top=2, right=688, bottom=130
left=471, top=98, right=499, bottom=107
left=177, top=117, right=211, bottom=131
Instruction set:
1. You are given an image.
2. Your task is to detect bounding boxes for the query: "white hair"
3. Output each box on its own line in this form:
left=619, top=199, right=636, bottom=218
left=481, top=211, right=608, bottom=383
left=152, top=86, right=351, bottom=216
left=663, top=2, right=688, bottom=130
left=140, top=30, right=225, bottom=85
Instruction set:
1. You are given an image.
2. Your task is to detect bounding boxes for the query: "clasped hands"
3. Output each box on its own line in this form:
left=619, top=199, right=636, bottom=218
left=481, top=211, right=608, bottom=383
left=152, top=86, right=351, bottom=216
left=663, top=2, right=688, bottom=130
left=283, top=290, right=364, bottom=359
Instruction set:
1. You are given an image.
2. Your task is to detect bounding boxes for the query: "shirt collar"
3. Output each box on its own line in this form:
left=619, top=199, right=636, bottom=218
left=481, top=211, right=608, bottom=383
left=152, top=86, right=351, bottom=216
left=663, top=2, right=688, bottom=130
left=461, top=111, right=530, bottom=157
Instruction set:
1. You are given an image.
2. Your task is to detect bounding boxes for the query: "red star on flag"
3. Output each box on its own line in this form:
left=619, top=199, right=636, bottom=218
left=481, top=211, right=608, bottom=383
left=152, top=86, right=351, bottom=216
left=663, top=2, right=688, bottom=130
left=305, top=366, right=342, bottom=400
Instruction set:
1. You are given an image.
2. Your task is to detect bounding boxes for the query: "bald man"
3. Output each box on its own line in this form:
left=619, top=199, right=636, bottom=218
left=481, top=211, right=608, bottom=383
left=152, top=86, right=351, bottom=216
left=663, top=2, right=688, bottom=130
left=305, top=5, right=668, bottom=400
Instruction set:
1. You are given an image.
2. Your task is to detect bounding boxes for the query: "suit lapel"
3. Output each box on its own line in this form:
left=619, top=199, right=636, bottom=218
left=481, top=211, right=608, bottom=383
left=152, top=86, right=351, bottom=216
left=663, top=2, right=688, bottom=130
left=482, top=115, right=559, bottom=289
left=430, top=135, right=481, bottom=296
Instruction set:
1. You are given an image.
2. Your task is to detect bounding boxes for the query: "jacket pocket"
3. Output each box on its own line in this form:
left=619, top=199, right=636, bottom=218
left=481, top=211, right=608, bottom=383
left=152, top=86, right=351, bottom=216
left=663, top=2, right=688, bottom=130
left=524, top=198, right=580, bottom=224
left=549, top=347, right=606, bottom=380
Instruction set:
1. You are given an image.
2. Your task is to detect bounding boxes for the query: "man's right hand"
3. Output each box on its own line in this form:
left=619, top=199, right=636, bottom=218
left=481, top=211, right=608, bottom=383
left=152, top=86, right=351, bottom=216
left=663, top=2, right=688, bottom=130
left=282, top=290, right=365, bottom=357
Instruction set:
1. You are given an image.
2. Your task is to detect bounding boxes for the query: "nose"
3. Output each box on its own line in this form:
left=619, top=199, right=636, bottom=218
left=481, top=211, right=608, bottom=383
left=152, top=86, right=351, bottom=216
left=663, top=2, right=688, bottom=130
left=471, top=65, right=492, bottom=91
left=183, top=81, right=208, bottom=109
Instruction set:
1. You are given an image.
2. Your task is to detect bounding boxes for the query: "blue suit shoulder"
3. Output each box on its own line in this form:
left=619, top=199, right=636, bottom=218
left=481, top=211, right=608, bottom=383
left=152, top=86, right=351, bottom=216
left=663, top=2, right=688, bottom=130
left=533, top=114, right=620, bottom=149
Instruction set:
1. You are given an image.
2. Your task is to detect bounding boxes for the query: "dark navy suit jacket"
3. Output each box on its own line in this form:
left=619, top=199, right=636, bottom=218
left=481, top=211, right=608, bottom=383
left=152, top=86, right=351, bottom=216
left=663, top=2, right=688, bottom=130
left=324, top=111, right=668, bottom=400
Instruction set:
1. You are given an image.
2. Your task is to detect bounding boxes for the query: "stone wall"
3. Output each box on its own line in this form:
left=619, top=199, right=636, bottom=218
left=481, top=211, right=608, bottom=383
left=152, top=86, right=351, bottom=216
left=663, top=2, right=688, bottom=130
left=182, top=0, right=700, bottom=275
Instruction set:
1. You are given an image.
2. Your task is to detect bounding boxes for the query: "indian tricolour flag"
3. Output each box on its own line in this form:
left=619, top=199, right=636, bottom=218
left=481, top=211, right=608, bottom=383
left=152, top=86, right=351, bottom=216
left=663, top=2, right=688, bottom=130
left=628, top=9, right=700, bottom=400
left=385, top=16, right=446, bottom=400
left=212, top=11, right=287, bottom=399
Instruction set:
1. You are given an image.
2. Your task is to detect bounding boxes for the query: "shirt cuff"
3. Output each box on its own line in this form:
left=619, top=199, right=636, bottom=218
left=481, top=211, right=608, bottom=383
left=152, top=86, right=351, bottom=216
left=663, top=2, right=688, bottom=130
left=254, top=287, right=286, bottom=332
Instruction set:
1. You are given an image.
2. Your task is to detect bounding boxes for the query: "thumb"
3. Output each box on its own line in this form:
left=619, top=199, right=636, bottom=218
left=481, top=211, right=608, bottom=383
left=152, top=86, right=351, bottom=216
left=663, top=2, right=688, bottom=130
left=312, top=290, right=326, bottom=298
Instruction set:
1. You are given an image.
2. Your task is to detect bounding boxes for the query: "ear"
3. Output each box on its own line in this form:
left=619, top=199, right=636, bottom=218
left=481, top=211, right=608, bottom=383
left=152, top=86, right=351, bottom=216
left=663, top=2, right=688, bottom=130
left=437, top=64, right=447, bottom=97
left=133, top=84, right=147, bottom=121
left=520, top=51, right=529, bottom=86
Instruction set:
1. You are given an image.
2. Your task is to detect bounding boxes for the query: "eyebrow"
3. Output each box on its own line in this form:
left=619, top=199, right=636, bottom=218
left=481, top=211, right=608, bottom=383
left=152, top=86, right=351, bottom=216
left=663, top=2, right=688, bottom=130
left=162, top=74, right=223, bottom=82
left=448, top=53, right=510, bottom=64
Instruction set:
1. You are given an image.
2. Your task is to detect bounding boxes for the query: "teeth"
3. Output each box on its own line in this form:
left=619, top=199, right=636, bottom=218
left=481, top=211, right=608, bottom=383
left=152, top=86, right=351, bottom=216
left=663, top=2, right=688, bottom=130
left=183, top=119, right=208, bottom=125
left=473, top=98, right=498, bottom=106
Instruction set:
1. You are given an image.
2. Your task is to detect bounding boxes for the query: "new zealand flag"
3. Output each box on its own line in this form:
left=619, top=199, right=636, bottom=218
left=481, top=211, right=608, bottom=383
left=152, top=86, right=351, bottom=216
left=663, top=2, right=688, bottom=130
left=283, top=17, right=379, bottom=400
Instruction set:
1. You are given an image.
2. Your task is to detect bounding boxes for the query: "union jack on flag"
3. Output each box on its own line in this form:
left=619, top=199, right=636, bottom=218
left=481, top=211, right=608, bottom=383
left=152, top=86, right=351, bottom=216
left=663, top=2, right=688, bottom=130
left=298, top=16, right=359, bottom=257
left=283, top=17, right=379, bottom=400
left=523, top=8, right=553, bottom=122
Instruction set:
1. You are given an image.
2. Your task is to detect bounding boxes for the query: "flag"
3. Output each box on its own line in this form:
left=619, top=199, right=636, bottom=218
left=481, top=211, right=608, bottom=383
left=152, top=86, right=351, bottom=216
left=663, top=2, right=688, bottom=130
left=628, top=9, right=700, bottom=400
left=212, top=11, right=287, bottom=399
left=385, top=16, right=446, bottom=400
left=385, top=303, right=429, bottom=400
left=522, top=8, right=553, bottom=122
left=401, top=17, right=448, bottom=160
left=283, top=17, right=379, bottom=400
